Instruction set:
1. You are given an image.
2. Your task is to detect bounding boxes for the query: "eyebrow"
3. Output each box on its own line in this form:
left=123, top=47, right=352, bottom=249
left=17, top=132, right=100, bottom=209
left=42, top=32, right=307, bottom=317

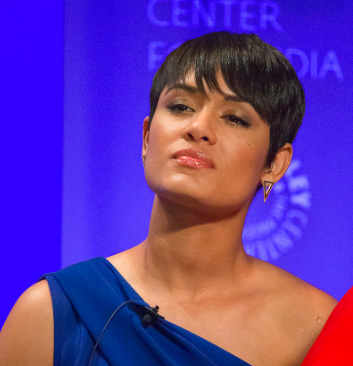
left=165, top=83, right=200, bottom=95
left=165, top=83, right=245, bottom=103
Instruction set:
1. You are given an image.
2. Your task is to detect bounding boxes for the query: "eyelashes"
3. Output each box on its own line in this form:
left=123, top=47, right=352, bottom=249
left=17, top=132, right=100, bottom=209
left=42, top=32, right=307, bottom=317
left=166, top=102, right=251, bottom=128
left=222, top=114, right=251, bottom=128
left=167, top=101, right=194, bottom=114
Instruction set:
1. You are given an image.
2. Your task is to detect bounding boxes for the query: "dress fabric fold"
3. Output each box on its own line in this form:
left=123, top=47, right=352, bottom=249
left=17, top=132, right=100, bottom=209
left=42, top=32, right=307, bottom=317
left=40, top=257, right=252, bottom=366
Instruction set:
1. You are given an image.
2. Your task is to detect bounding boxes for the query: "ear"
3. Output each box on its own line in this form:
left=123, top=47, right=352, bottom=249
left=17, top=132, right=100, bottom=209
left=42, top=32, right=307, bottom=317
left=142, top=116, right=150, bottom=155
left=262, top=143, right=293, bottom=184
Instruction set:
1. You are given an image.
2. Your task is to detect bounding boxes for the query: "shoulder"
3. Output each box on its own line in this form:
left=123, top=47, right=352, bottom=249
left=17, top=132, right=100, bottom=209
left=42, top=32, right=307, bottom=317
left=253, top=257, right=337, bottom=308
left=256, top=259, right=337, bottom=326
left=0, top=280, right=53, bottom=366
left=266, top=261, right=337, bottom=313
left=251, top=258, right=337, bottom=363
left=301, top=286, right=353, bottom=365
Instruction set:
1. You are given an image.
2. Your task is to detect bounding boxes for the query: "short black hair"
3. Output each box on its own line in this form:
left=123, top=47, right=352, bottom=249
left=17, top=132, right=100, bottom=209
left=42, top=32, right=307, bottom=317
left=149, top=31, right=305, bottom=167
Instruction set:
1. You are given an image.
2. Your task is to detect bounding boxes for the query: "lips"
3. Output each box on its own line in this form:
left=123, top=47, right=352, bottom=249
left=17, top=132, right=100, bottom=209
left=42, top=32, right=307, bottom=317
left=172, top=149, right=215, bottom=169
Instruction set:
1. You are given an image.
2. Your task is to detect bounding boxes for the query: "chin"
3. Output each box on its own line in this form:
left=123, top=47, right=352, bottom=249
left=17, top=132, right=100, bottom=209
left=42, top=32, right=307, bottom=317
left=149, top=185, right=241, bottom=219
left=147, top=173, right=210, bottom=199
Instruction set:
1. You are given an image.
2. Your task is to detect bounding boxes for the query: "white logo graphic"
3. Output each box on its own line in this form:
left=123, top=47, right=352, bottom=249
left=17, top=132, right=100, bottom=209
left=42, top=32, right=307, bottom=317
left=243, top=159, right=311, bottom=262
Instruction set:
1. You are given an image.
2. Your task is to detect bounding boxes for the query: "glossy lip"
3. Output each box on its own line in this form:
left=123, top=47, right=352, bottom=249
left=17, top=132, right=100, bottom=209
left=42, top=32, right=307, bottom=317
left=172, top=148, right=215, bottom=169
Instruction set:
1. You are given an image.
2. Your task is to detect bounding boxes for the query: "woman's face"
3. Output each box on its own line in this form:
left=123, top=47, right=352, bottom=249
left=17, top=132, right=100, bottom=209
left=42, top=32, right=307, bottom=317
left=143, top=72, right=271, bottom=216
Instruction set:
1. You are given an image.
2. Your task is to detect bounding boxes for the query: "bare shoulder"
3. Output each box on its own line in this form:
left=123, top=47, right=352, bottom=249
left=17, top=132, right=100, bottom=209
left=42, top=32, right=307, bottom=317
left=259, top=259, right=338, bottom=314
left=0, top=280, right=53, bottom=366
left=250, top=258, right=337, bottom=365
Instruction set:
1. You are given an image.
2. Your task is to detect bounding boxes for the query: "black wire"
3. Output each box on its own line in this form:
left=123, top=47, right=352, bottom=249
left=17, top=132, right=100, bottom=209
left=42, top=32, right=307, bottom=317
left=88, top=300, right=135, bottom=366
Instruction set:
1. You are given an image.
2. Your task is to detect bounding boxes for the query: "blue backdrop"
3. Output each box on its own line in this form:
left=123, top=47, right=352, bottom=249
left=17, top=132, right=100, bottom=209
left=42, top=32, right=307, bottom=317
left=1, top=1, right=62, bottom=328
left=2, top=0, right=352, bottom=328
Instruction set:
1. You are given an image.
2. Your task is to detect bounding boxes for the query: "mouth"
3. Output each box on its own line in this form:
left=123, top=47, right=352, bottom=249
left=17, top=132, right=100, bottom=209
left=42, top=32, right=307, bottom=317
left=172, top=148, right=215, bottom=169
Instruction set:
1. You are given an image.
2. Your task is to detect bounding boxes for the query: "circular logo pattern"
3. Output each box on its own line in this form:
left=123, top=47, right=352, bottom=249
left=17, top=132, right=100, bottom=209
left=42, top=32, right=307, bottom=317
left=243, top=159, right=312, bottom=262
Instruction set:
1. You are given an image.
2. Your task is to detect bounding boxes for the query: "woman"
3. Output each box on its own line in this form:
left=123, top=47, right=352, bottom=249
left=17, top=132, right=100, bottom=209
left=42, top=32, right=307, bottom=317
left=0, top=32, right=337, bottom=366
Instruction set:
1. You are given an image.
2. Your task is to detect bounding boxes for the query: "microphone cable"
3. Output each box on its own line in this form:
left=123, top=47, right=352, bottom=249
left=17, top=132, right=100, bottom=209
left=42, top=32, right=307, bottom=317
left=88, top=300, right=164, bottom=366
left=88, top=300, right=135, bottom=366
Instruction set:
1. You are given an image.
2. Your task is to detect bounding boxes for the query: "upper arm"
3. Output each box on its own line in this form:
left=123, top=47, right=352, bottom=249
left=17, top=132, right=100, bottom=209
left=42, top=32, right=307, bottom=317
left=0, top=280, right=54, bottom=366
left=296, top=287, right=338, bottom=360
left=313, top=288, right=338, bottom=325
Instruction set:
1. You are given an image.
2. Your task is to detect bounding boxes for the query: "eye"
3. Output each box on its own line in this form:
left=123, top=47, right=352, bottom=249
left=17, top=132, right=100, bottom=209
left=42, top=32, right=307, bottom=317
left=223, top=114, right=251, bottom=128
left=167, top=102, right=194, bottom=114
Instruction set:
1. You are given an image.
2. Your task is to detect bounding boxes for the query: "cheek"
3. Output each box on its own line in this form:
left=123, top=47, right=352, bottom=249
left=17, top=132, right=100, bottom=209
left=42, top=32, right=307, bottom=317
left=222, top=135, right=269, bottom=187
left=146, top=122, right=172, bottom=157
left=144, top=120, right=177, bottom=181
left=226, top=134, right=268, bottom=166
left=245, top=141, right=269, bottom=169
left=146, top=112, right=185, bottom=158
left=246, top=128, right=270, bottom=165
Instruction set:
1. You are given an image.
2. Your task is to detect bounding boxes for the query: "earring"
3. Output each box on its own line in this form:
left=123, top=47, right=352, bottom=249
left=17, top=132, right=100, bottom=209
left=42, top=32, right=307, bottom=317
left=263, top=180, right=274, bottom=202
left=141, top=154, right=146, bottom=167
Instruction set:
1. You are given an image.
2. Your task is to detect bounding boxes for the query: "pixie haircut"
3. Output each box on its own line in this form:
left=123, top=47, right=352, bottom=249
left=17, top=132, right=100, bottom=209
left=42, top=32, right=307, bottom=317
left=149, top=31, right=305, bottom=167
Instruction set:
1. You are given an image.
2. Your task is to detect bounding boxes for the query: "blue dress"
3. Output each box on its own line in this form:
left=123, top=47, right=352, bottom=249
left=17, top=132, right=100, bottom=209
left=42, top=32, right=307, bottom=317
left=41, top=257, right=251, bottom=366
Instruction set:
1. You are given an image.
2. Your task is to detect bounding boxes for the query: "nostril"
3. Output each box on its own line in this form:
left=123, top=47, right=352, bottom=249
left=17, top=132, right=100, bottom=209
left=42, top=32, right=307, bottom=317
left=187, top=133, right=195, bottom=140
left=202, top=136, right=209, bottom=141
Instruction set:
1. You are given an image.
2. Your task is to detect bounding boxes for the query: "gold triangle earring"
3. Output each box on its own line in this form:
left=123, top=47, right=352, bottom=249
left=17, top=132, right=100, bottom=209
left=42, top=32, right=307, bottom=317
left=263, top=180, right=274, bottom=202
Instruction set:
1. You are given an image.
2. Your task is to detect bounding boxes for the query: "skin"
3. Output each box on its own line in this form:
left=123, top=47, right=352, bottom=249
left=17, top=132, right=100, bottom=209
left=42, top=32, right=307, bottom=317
left=0, top=73, right=337, bottom=366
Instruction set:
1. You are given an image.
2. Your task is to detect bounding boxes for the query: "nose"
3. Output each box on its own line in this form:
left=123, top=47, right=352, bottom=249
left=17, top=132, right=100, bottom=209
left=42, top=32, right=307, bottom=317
left=182, top=111, right=217, bottom=145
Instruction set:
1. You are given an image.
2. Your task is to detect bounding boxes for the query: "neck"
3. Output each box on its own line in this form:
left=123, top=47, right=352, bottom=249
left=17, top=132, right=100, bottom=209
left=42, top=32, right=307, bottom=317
left=141, top=195, right=253, bottom=300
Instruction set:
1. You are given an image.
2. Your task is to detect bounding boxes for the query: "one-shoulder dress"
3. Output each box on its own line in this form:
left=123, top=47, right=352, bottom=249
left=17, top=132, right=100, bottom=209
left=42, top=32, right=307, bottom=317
left=40, top=257, right=252, bottom=366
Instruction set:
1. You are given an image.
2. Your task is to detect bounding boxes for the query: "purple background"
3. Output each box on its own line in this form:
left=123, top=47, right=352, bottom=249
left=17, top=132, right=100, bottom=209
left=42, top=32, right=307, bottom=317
left=2, top=0, right=352, bottom=328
